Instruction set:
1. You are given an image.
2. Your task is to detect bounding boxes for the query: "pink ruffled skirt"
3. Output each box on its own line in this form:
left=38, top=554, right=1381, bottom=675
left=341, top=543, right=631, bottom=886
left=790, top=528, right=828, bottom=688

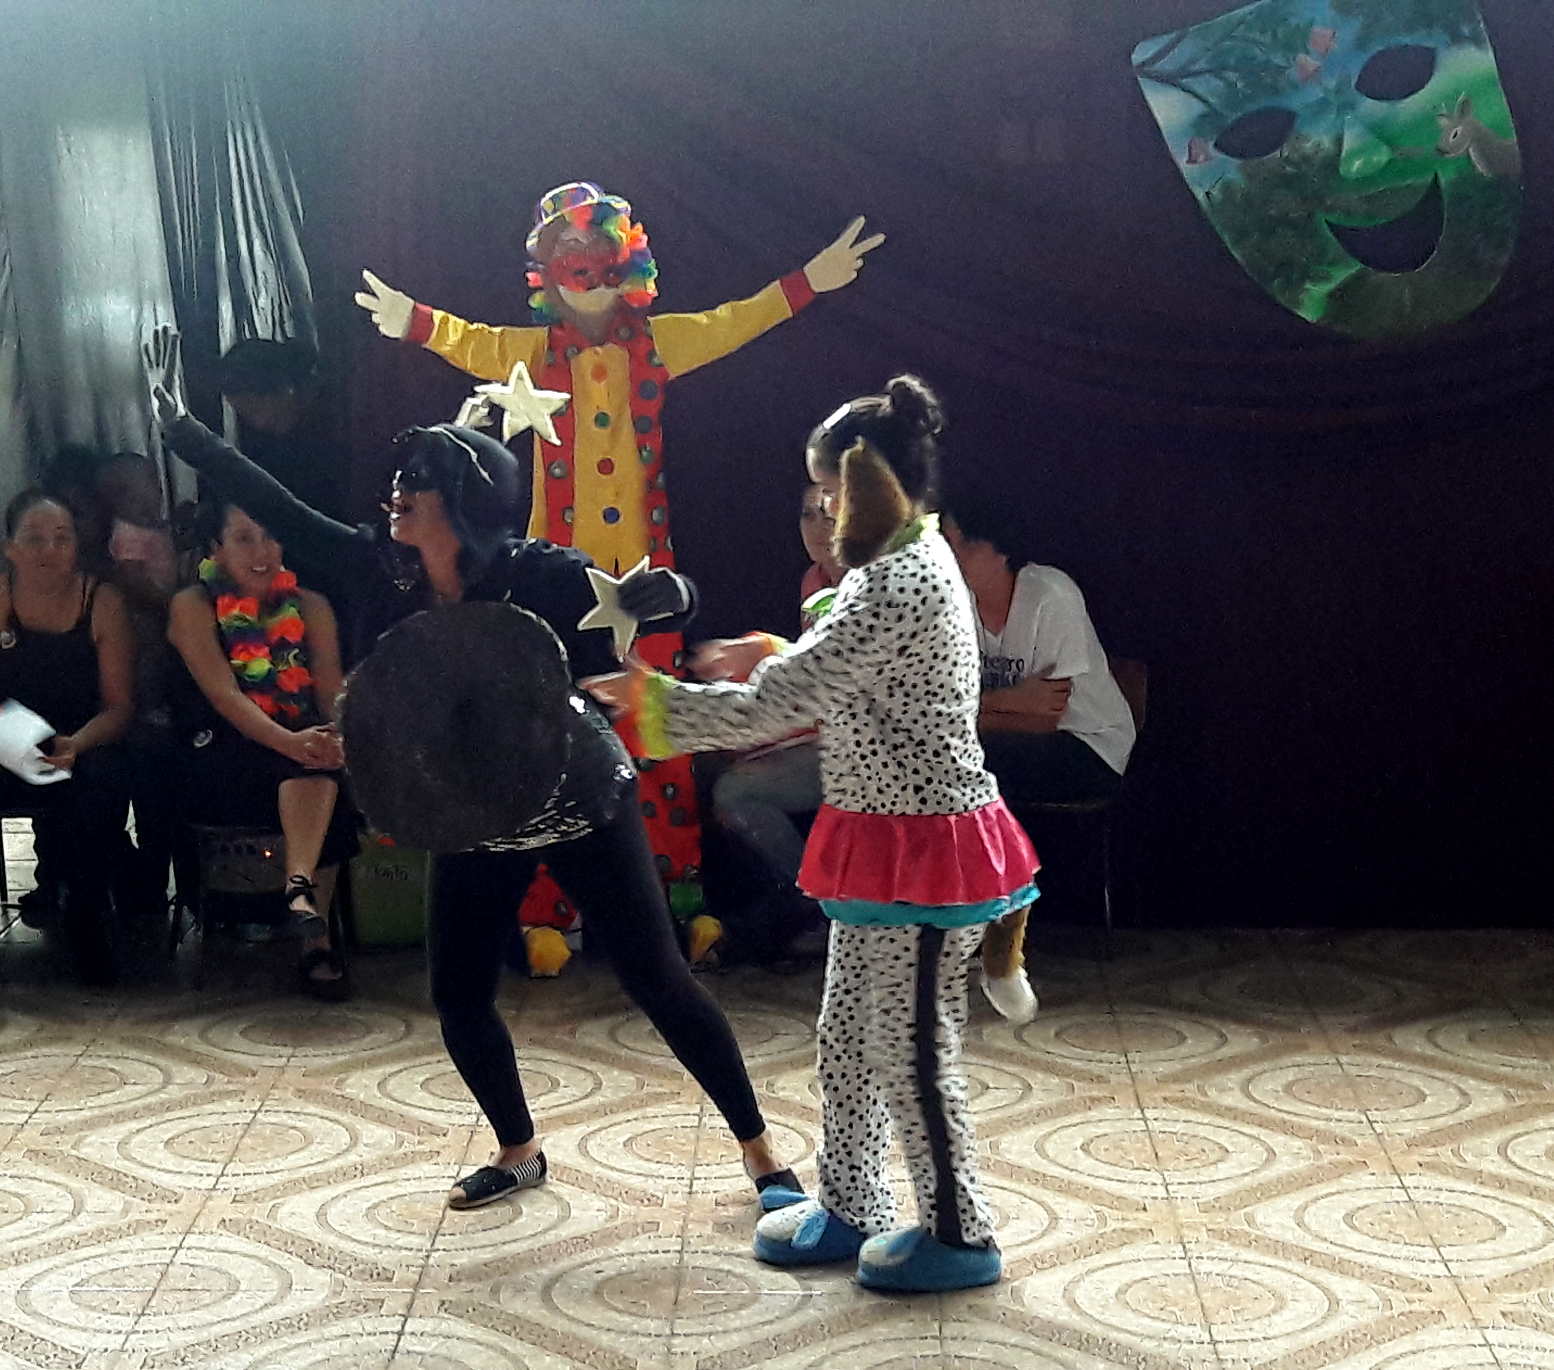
left=799, top=798, right=1039, bottom=906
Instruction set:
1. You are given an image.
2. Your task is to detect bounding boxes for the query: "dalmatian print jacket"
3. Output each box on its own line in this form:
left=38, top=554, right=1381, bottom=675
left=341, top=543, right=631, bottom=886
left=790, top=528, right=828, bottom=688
left=661, top=524, right=998, bottom=817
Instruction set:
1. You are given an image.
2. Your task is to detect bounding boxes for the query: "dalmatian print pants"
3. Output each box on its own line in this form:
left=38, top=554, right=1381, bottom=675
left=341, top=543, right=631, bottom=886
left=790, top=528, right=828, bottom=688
left=815, top=920, right=996, bottom=1247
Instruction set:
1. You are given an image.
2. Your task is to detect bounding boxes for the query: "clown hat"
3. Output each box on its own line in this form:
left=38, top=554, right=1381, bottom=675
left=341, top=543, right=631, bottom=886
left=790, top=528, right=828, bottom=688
left=526, top=181, right=632, bottom=256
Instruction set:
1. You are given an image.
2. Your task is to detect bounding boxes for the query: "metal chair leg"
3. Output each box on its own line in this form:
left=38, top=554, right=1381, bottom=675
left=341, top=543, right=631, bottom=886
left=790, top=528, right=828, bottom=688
left=1100, top=809, right=1116, bottom=961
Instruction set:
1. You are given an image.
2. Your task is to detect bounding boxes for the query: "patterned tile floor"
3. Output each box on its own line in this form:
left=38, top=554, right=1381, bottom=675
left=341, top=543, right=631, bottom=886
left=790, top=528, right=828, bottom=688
left=2, top=833, right=1552, bottom=1366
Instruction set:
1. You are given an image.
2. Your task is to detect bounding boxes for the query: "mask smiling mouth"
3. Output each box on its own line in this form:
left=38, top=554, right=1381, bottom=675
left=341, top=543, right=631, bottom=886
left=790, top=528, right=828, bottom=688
left=1326, top=175, right=1444, bottom=273
left=558, top=284, right=621, bottom=316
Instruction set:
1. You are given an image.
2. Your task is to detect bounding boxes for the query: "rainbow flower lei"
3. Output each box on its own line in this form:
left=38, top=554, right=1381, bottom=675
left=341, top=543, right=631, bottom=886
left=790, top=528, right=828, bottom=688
left=198, top=558, right=315, bottom=723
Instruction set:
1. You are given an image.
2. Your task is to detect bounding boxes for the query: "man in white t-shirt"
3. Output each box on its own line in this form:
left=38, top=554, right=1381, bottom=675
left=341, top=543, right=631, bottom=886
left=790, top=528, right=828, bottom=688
left=941, top=512, right=1135, bottom=804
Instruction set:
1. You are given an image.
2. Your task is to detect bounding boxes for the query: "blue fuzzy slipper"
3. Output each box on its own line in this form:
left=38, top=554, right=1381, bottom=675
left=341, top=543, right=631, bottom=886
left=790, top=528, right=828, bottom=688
left=856, top=1227, right=1002, bottom=1292
left=753, top=1199, right=867, bottom=1266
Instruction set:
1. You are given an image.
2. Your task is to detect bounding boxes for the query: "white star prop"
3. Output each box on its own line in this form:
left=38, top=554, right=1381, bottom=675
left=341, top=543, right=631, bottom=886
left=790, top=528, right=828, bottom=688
left=577, top=556, right=650, bottom=660
left=473, top=360, right=569, bottom=445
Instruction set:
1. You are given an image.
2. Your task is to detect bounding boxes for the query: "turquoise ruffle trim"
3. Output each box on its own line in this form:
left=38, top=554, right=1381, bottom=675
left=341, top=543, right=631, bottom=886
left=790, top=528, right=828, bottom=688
left=820, top=882, right=1040, bottom=929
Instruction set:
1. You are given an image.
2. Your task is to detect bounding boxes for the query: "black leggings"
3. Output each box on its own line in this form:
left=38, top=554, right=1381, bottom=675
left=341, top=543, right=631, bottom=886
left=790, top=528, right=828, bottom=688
left=428, top=787, right=766, bottom=1147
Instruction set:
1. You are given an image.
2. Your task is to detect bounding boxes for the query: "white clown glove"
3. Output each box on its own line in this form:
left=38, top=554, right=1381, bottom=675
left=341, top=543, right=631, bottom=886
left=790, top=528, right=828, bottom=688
left=803, top=216, right=886, bottom=293
left=354, top=269, right=415, bottom=339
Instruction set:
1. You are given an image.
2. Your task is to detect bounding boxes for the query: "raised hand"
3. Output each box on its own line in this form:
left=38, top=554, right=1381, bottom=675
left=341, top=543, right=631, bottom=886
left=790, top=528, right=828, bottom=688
left=803, top=216, right=886, bottom=293
left=580, top=655, right=652, bottom=720
left=141, top=325, right=186, bottom=427
left=688, top=637, right=770, bottom=682
left=354, top=269, right=414, bottom=339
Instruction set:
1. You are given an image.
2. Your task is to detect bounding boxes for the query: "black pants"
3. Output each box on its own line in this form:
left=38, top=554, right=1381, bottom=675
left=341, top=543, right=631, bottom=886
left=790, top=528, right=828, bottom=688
left=980, top=730, right=1122, bottom=805
left=1, top=745, right=130, bottom=978
left=429, top=787, right=767, bottom=1147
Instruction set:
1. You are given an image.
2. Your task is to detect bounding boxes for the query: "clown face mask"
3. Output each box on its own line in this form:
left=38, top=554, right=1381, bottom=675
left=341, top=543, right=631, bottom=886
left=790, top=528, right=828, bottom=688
left=1133, top=0, right=1520, bottom=338
left=550, top=237, right=627, bottom=318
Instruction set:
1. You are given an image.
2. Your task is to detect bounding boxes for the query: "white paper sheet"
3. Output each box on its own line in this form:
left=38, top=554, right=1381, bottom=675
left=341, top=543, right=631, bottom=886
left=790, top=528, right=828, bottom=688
left=0, top=700, right=70, bottom=785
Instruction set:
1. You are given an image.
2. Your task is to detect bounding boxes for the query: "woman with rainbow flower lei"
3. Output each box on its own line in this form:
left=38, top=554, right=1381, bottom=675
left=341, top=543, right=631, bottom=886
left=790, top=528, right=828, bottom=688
left=167, top=500, right=355, bottom=998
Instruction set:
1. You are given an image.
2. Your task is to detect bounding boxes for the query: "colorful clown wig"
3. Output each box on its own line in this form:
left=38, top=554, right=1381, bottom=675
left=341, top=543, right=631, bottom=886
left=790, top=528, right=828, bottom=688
left=525, top=194, right=658, bottom=324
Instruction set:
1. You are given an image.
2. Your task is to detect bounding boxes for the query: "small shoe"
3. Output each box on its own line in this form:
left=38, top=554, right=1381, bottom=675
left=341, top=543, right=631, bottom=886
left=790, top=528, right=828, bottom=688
left=16, top=884, right=57, bottom=930
left=750, top=1166, right=806, bottom=1212
left=447, top=1151, right=548, bottom=1210
left=298, top=948, right=351, bottom=1002
left=753, top=1199, right=867, bottom=1266
left=687, top=914, right=724, bottom=970
left=284, top=875, right=329, bottom=941
left=523, top=925, right=571, bottom=978
left=981, top=970, right=1039, bottom=1025
left=856, top=1227, right=1002, bottom=1292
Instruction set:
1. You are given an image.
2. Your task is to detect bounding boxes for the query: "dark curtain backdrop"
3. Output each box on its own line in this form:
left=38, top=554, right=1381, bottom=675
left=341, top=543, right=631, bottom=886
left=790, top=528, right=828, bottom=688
left=277, top=0, right=1552, bottom=929
left=148, top=0, right=316, bottom=428
left=0, top=0, right=312, bottom=499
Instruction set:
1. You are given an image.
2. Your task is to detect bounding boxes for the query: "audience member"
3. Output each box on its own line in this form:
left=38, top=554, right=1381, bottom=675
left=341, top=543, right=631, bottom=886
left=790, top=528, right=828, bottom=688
left=941, top=505, right=1135, bottom=802
left=217, top=339, right=346, bottom=523
left=96, top=452, right=183, bottom=906
left=690, top=484, right=841, bottom=966
left=941, top=498, right=1135, bottom=1010
left=166, top=501, right=355, bottom=998
left=0, top=490, right=134, bottom=983
left=39, top=442, right=111, bottom=574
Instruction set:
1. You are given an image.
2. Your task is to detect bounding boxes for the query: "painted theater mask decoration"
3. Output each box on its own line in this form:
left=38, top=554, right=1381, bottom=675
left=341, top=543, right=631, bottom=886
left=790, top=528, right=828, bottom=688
left=1133, top=0, right=1520, bottom=337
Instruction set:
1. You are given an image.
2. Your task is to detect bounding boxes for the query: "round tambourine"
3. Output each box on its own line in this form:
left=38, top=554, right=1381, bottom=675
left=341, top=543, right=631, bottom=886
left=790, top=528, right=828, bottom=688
left=338, top=602, right=574, bottom=853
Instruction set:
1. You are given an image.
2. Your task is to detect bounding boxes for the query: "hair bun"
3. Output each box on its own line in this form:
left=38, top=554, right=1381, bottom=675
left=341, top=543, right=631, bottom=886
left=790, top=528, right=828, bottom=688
left=884, top=374, right=944, bottom=438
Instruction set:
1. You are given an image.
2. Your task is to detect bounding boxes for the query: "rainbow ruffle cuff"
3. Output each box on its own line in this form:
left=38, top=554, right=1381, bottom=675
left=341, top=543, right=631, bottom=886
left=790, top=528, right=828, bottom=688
left=633, top=669, right=676, bottom=759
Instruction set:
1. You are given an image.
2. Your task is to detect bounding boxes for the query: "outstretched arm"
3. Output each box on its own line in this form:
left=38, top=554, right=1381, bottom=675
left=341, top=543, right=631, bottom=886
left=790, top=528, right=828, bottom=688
left=355, top=268, right=547, bottom=384
left=649, top=216, right=884, bottom=380
left=586, top=576, right=884, bottom=755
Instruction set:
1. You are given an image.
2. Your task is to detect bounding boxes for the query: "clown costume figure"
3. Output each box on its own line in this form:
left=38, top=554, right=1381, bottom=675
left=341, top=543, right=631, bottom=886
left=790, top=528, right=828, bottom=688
left=357, top=183, right=882, bottom=971
left=586, top=376, right=1037, bottom=1294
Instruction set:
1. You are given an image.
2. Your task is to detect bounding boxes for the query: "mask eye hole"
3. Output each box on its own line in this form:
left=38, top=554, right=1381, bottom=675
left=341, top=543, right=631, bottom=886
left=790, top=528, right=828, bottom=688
left=1355, top=44, right=1436, bottom=101
left=1213, top=106, right=1296, bottom=160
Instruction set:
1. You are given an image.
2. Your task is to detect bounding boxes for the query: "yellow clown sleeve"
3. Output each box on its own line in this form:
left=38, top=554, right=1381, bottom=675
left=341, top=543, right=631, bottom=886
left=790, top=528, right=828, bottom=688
left=648, top=272, right=814, bottom=380
left=411, top=306, right=548, bottom=384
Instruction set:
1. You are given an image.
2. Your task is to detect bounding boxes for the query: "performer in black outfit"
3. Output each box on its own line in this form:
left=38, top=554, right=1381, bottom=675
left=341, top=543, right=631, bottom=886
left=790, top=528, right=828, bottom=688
left=146, top=328, right=800, bottom=1211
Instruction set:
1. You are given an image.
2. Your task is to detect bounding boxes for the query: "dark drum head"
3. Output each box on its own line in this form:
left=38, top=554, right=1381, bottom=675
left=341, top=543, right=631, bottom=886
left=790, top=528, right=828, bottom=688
left=339, top=602, right=573, bottom=852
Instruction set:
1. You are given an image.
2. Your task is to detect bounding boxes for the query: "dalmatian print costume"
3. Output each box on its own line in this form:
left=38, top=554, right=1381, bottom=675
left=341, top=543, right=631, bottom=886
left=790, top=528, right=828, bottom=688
left=640, top=519, right=1037, bottom=1248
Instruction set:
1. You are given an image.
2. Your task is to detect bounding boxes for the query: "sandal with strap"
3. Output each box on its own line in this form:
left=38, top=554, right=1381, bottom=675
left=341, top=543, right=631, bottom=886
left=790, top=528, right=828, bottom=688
left=285, top=875, right=329, bottom=941
left=447, top=1151, right=548, bottom=1210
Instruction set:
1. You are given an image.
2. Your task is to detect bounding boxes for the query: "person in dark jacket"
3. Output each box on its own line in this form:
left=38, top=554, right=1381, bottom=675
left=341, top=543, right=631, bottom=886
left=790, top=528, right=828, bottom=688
left=146, top=327, right=800, bottom=1214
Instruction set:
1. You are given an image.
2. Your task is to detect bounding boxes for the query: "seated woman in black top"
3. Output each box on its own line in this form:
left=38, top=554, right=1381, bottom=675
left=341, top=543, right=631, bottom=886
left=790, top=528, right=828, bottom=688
left=0, top=489, right=134, bottom=983
left=167, top=501, right=355, bottom=999
left=147, top=329, right=800, bottom=1214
